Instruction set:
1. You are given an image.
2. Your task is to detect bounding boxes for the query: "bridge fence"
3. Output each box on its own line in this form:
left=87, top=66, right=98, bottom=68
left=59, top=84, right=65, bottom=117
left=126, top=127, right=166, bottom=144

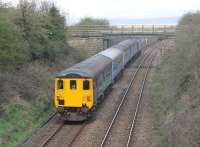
left=67, top=25, right=176, bottom=37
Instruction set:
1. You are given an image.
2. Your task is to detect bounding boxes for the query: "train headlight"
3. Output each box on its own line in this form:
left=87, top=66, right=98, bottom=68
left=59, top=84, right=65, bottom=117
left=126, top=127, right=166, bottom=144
left=57, top=95, right=61, bottom=100
left=82, top=101, right=86, bottom=105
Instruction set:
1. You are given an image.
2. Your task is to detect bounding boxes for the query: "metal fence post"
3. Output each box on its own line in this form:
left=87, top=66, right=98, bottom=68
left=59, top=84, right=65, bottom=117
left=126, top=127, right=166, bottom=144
left=152, top=25, right=155, bottom=34
left=142, top=25, right=144, bottom=33
left=132, top=25, right=134, bottom=33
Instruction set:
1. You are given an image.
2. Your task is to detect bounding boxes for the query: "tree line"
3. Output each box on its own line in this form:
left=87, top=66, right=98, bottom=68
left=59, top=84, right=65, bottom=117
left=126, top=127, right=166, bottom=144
left=0, top=0, right=67, bottom=70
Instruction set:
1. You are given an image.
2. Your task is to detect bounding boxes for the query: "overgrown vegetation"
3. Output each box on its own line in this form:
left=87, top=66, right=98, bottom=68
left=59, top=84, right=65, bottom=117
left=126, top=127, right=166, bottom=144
left=151, top=12, right=200, bottom=147
left=0, top=1, right=86, bottom=146
left=0, top=0, right=67, bottom=70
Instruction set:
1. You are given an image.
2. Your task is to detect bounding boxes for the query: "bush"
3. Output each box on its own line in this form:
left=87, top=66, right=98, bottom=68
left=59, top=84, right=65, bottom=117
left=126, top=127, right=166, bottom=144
left=0, top=15, right=29, bottom=70
left=0, top=0, right=68, bottom=71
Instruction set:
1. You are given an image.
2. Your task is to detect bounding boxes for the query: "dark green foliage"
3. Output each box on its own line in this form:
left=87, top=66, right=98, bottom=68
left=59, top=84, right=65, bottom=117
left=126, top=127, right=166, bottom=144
left=0, top=14, right=29, bottom=70
left=0, top=0, right=68, bottom=71
left=48, top=5, right=66, bottom=41
left=17, top=0, right=67, bottom=61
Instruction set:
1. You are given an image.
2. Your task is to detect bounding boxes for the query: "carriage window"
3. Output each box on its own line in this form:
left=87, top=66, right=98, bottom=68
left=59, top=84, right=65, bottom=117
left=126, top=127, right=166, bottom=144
left=83, top=80, right=90, bottom=90
left=57, top=80, right=64, bottom=89
left=70, top=80, right=76, bottom=90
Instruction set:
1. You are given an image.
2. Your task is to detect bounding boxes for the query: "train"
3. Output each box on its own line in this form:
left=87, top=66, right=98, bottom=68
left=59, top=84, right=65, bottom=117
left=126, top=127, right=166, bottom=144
left=54, top=37, right=157, bottom=121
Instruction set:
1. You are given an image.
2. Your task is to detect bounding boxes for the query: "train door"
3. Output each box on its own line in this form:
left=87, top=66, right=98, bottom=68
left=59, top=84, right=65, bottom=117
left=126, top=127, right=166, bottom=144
left=66, top=79, right=82, bottom=107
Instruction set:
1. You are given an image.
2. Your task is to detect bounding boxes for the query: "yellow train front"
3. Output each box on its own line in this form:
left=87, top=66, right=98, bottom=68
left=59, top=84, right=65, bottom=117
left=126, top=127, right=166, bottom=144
left=54, top=54, right=112, bottom=121
left=55, top=78, right=94, bottom=121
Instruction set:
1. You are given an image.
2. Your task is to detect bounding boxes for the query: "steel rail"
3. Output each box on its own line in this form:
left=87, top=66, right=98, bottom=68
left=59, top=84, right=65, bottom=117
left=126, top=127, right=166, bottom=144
left=39, top=122, right=64, bottom=147
left=16, top=112, right=58, bottom=147
left=99, top=51, right=153, bottom=147
left=40, top=112, right=58, bottom=128
left=126, top=52, right=157, bottom=147
left=67, top=123, right=87, bottom=147
left=39, top=120, right=87, bottom=147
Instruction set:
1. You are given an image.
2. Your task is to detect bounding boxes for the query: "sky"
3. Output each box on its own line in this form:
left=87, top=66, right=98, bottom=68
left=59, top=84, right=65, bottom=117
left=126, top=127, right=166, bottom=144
left=6, top=0, right=200, bottom=24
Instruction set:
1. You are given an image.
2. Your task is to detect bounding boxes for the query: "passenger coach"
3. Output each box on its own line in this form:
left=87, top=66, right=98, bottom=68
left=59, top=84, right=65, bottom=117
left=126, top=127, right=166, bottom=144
left=98, top=48, right=123, bottom=83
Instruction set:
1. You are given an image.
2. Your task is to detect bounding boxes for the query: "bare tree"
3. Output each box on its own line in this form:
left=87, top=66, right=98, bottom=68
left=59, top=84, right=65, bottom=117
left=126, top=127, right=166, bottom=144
left=40, top=0, right=52, bottom=13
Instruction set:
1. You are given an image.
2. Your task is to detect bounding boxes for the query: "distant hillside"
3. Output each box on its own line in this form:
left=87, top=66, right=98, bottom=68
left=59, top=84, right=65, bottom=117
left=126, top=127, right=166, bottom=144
left=109, top=16, right=179, bottom=25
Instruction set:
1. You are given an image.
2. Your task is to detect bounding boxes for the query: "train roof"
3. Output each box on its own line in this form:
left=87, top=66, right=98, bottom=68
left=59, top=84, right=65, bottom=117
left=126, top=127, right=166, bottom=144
left=98, top=47, right=123, bottom=60
left=113, top=39, right=137, bottom=50
left=56, top=54, right=112, bottom=78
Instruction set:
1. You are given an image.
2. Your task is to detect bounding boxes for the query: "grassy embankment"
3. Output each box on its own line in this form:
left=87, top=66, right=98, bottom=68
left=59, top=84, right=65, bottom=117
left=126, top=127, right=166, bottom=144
left=0, top=1, right=86, bottom=146
left=151, top=12, right=200, bottom=147
left=0, top=49, right=84, bottom=147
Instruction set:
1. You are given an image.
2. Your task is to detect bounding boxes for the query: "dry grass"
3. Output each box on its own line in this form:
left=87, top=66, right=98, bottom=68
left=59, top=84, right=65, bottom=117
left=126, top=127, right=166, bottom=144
left=151, top=12, right=200, bottom=147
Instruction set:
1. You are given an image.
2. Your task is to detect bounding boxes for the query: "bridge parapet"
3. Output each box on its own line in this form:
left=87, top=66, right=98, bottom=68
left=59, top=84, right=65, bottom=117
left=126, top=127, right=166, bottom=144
left=67, top=24, right=176, bottom=38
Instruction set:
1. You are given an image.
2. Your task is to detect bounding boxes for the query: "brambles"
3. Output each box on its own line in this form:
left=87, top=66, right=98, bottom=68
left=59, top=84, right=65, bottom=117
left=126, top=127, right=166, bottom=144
left=151, top=12, right=200, bottom=147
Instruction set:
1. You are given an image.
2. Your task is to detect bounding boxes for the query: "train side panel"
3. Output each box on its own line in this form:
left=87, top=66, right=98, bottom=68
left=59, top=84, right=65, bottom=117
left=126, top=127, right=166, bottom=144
left=130, top=41, right=138, bottom=59
left=112, top=54, right=123, bottom=80
left=94, top=62, right=112, bottom=105
left=123, top=47, right=131, bottom=66
left=99, top=48, right=123, bottom=82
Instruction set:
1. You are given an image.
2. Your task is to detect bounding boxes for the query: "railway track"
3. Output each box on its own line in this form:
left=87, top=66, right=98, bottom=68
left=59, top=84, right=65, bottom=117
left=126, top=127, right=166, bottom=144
left=99, top=51, right=157, bottom=147
left=126, top=54, right=156, bottom=147
left=39, top=122, right=64, bottom=147
left=35, top=117, right=87, bottom=147
left=41, top=122, right=87, bottom=147
left=67, top=123, right=87, bottom=147
left=20, top=47, right=157, bottom=147
left=18, top=112, right=59, bottom=147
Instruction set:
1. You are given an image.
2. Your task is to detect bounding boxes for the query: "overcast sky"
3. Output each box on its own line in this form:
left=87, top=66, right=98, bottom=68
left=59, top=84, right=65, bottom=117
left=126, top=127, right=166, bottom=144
left=6, top=0, right=200, bottom=24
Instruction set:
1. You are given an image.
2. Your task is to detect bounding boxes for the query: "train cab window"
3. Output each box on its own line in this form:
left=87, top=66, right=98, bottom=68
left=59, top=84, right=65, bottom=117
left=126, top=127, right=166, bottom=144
left=70, top=80, right=77, bottom=90
left=83, top=80, right=90, bottom=90
left=57, top=80, right=64, bottom=89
